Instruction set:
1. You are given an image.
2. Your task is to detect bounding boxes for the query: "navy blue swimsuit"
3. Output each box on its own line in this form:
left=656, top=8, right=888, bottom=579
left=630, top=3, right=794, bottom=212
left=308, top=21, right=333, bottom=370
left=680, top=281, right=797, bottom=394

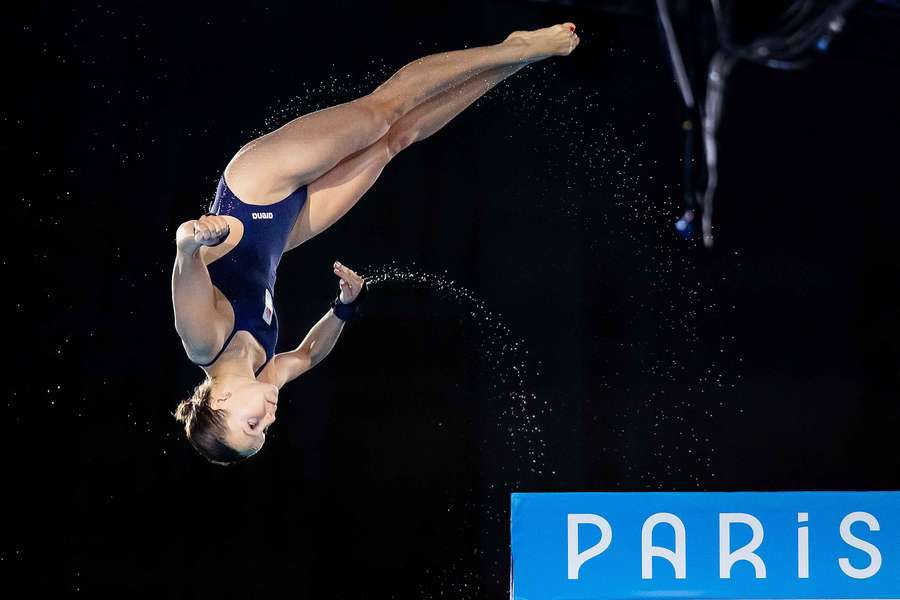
left=194, top=174, right=308, bottom=376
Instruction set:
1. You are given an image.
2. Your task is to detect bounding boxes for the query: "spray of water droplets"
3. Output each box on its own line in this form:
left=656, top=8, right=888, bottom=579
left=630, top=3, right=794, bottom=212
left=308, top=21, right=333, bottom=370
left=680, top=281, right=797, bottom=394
left=363, top=263, right=549, bottom=481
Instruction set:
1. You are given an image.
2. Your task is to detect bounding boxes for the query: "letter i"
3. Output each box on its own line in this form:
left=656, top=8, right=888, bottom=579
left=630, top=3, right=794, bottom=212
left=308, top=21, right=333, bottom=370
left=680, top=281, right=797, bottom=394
left=798, top=512, right=809, bottom=579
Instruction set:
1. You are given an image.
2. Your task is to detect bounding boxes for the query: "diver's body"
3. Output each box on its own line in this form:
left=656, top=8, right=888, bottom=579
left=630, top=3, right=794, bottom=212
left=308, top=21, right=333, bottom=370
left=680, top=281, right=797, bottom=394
left=171, top=23, right=580, bottom=463
left=191, top=174, right=308, bottom=379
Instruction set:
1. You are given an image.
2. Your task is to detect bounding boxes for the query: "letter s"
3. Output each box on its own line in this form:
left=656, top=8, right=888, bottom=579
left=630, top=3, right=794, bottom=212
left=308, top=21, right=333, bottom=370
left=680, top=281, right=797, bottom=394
left=839, top=511, right=882, bottom=579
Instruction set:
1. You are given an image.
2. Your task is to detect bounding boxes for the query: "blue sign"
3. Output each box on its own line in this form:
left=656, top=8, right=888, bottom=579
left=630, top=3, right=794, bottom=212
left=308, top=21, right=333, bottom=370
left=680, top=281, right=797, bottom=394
left=511, top=492, right=900, bottom=599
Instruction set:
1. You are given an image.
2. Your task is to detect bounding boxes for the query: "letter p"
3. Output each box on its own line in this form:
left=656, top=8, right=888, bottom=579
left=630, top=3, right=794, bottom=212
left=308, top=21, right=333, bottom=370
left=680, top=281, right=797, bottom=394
left=567, top=514, right=613, bottom=580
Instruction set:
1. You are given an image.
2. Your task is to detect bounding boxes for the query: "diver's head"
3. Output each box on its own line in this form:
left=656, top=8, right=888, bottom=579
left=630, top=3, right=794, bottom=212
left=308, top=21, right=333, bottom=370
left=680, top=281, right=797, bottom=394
left=174, top=375, right=278, bottom=465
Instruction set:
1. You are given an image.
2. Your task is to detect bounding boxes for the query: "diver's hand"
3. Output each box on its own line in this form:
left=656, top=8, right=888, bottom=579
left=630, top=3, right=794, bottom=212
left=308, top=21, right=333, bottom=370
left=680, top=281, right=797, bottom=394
left=333, top=261, right=365, bottom=304
left=175, top=215, right=230, bottom=253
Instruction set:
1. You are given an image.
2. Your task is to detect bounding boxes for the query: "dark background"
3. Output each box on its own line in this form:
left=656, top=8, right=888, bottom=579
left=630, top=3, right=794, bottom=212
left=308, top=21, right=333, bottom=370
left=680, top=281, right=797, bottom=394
left=5, top=0, right=899, bottom=597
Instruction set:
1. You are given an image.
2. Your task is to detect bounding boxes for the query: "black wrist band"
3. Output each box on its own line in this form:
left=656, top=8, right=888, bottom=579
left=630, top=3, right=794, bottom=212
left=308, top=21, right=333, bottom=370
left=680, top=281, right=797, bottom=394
left=331, top=280, right=368, bottom=321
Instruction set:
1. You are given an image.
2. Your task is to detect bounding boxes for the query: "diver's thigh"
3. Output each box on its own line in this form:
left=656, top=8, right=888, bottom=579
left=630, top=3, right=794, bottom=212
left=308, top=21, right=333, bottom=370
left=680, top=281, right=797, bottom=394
left=224, top=96, right=397, bottom=204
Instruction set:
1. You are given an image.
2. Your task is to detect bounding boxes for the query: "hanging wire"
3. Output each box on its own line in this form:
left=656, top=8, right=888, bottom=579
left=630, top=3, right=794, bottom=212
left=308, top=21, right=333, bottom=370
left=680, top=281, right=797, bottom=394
left=660, top=0, right=862, bottom=247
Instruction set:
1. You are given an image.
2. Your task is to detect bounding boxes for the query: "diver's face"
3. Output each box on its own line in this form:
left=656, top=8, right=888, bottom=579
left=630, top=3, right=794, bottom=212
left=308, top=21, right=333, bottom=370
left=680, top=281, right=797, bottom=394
left=211, top=377, right=279, bottom=457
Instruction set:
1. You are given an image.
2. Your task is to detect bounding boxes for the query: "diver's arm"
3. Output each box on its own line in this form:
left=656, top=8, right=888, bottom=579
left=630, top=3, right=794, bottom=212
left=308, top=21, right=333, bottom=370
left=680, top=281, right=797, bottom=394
left=266, top=261, right=365, bottom=388
left=171, top=217, right=230, bottom=362
left=267, top=310, right=345, bottom=388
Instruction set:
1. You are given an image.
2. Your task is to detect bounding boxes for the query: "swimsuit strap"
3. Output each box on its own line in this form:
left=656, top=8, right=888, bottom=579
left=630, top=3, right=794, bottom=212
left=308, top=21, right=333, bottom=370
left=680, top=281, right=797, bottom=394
left=254, top=353, right=272, bottom=377
left=195, top=327, right=238, bottom=368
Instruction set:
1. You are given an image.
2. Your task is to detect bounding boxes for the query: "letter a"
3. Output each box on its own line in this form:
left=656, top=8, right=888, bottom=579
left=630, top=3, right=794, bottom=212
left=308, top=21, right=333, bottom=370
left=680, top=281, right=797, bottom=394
left=642, top=513, right=686, bottom=579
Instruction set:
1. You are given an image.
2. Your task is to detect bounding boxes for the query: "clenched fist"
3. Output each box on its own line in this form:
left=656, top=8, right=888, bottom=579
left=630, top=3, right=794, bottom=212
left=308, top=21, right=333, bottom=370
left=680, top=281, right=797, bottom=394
left=176, top=214, right=231, bottom=253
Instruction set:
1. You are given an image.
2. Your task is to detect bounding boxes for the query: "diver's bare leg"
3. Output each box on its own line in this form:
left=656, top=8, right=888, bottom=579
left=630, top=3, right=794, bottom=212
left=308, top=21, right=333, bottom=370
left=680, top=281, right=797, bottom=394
left=225, top=24, right=578, bottom=203
left=284, top=63, right=530, bottom=249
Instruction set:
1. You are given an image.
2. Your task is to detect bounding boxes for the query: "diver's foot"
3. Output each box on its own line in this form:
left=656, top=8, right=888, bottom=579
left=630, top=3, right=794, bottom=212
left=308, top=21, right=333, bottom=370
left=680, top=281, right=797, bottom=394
left=503, top=23, right=580, bottom=61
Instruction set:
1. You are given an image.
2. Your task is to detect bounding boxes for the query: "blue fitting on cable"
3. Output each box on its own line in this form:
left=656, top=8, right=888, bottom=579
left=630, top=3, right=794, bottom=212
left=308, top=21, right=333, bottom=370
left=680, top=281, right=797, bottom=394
left=675, top=210, right=696, bottom=240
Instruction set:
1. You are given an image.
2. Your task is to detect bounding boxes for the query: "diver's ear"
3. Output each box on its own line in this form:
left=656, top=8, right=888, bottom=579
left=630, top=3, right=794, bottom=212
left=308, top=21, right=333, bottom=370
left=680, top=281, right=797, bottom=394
left=213, top=391, right=232, bottom=404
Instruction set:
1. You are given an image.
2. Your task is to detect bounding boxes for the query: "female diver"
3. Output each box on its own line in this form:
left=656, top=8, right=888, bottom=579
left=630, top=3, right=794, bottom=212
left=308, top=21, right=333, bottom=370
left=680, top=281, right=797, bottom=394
left=171, top=23, right=580, bottom=465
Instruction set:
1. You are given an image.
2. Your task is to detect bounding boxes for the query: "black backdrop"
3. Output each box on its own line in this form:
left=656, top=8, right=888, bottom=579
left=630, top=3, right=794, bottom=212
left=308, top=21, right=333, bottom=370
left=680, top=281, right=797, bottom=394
left=6, top=1, right=900, bottom=597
